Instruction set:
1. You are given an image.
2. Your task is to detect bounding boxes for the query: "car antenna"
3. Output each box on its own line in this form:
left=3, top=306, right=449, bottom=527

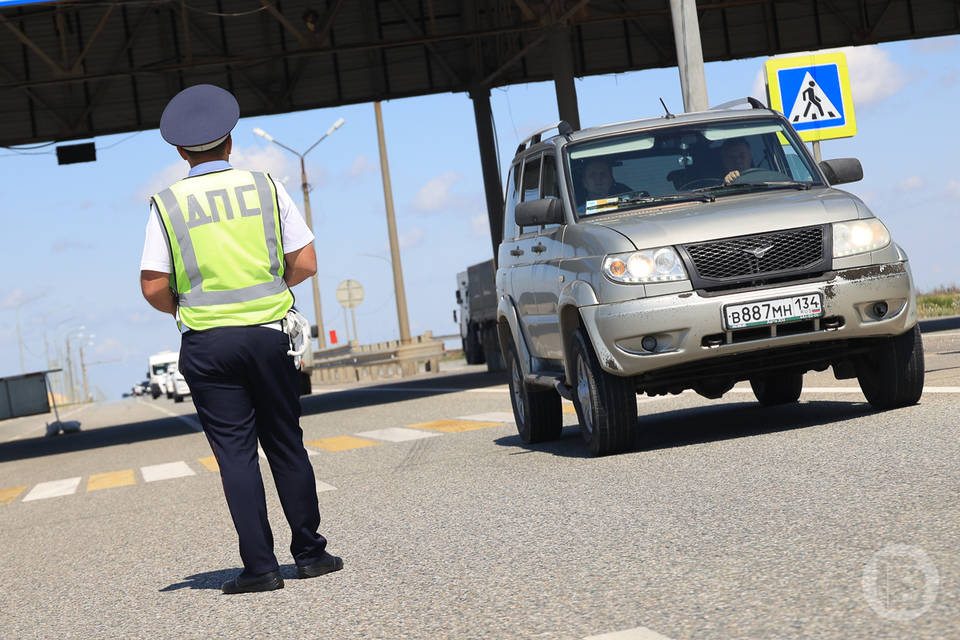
left=659, top=98, right=675, bottom=119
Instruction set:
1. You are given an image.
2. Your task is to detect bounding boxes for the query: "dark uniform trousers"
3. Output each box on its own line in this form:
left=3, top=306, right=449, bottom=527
left=179, top=325, right=327, bottom=576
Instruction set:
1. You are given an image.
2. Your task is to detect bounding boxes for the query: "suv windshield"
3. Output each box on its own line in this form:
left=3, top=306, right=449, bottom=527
left=566, top=117, right=823, bottom=215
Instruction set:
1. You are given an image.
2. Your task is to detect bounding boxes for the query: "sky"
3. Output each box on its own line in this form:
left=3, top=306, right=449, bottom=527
left=1, top=35, right=958, bottom=400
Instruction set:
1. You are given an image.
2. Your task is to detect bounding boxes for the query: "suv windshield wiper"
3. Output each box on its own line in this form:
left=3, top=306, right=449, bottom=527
left=586, top=191, right=715, bottom=213
left=693, top=181, right=813, bottom=194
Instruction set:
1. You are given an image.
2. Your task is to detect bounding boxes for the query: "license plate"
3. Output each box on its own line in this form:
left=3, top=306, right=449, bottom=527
left=723, top=293, right=823, bottom=330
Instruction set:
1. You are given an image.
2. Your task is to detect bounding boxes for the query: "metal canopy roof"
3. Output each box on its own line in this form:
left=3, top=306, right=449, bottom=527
left=1, top=0, right=957, bottom=146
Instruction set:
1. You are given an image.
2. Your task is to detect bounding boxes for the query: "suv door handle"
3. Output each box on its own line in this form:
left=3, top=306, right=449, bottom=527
left=510, top=248, right=524, bottom=257
left=532, top=243, right=547, bottom=254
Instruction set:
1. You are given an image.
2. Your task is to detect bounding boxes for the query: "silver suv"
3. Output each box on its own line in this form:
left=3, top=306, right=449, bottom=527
left=496, top=100, right=923, bottom=456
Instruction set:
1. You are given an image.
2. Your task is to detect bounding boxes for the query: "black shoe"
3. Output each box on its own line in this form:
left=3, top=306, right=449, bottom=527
left=221, top=569, right=284, bottom=594
left=297, top=552, right=343, bottom=579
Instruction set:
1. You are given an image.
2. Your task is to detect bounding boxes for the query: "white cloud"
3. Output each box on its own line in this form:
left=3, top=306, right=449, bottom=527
left=134, top=144, right=300, bottom=202
left=0, top=288, right=45, bottom=311
left=346, top=154, right=377, bottom=180
left=910, top=36, right=958, bottom=54
left=471, top=214, right=491, bottom=239
left=759, top=45, right=906, bottom=110
left=897, top=176, right=925, bottom=192
left=398, top=227, right=425, bottom=249
left=412, top=171, right=463, bottom=213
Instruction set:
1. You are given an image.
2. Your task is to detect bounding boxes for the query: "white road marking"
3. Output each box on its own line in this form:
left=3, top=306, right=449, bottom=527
left=456, top=412, right=517, bottom=423
left=584, top=626, right=674, bottom=640
left=141, top=461, right=196, bottom=482
left=22, top=477, right=82, bottom=502
left=354, top=427, right=442, bottom=442
left=315, top=481, right=337, bottom=493
left=726, top=386, right=960, bottom=394
left=137, top=399, right=267, bottom=459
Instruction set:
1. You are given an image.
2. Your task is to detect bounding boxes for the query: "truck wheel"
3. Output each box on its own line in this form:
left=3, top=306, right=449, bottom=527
left=750, top=371, right=803, bottom=406
left=857, top=325, right=925, bottom=409
left=483, top=325, right=505, bottom=373
left=571, top=328, right=637, bottom=456
left=463, top=323, right=484, bottom=365
left=505, top=339, right=562, bottom=443
left=173, top=393, right=184, bottom=403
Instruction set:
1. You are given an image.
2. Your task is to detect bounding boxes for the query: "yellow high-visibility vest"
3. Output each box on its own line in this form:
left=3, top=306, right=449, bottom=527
left=152, top=169, right=293, bottom=331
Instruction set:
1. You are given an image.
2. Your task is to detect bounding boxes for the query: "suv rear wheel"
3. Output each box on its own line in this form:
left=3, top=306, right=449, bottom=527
left=571, top=328, right=637, bottom=456
left=505, top=337, right=562, bottom=443
left=856, top=325, right=924, bottom=409
left=750, top=371, right=803, bottom=406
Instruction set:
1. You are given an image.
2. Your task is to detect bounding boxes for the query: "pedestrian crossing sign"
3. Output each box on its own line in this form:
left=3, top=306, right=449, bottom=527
left=764, top=52, right=857, bottom=142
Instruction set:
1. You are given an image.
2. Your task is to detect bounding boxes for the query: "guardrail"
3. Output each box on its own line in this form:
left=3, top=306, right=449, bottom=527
left=309, top=331, right=444, bottom=385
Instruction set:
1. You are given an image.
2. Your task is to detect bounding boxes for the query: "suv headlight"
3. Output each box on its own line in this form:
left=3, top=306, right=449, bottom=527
left=602, top=247, right=688, bottom=284
left=833, top=219, right=890, bottom=257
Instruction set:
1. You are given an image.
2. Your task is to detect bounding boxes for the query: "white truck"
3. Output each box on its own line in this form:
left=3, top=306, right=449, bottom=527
left=147, top=351, right=179, bottom=400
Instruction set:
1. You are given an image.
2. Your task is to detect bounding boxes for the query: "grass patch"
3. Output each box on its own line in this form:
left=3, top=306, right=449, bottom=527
left=918, top=285, right=960, bottom=318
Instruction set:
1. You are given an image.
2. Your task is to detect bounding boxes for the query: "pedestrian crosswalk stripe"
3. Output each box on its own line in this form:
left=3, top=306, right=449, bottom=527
left=456, top=412, right=517, bottom=423
left=197, top=456, right=219, bottom=472
left=0, top=486, right=26, bottom=504
left=355, top=427, right=442, bottom=442
left=316, top=481, right=337, bottom=493
left=141, top=461, right=196, bottom=482
left=22, top=477, right=82, bottom=502
left=305, top=435, right=380, bottom=452
left=584, top=626, right=674, bottom=640
left=408, top=419, right=502, bottom=433
left=87, top=470, right=136, bottom=492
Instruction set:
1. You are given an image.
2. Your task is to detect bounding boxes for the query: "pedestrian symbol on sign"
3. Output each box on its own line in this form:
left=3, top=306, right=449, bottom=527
left=787, top=73, right=841, bottom=124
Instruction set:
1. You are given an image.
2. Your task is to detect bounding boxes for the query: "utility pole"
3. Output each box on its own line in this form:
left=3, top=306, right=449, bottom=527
left=373, top=102, right=412, bottom=345
left=669, top=0, right=710, bottom=112
left=79, top=344, right=89, bottom=403
left=16, top=310, right=25, bottom=373
left=65, top=337, right=75, bottom=403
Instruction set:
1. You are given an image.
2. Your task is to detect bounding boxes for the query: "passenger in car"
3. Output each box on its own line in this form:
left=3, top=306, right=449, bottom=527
left=582, top=158, right=633, bottom=202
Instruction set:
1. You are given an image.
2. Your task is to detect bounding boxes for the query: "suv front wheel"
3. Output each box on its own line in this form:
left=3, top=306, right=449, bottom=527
left=571, top=328, right=637, bottom=456
left=856, top=325, right=924, bottom=409
left=505, top=336, right=563, bottom=444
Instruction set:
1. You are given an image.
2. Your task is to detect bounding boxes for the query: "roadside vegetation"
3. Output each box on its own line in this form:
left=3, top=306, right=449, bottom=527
left=918, top=285, right=960, bottom=318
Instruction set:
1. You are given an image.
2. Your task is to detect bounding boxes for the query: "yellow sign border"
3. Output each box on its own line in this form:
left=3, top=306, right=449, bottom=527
left=765, top=52, right=857, bottom=142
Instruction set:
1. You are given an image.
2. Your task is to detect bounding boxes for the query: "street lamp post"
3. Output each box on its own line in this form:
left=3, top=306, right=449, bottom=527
left=62, top=326, right=85, bottom=403
left=253, top=117, right=345, bottom=350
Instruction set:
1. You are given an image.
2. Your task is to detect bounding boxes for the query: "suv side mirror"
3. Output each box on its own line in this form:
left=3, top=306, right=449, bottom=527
left=819, top=158, right=863, bottom=185
left=515, top=198, right=564, bottom=227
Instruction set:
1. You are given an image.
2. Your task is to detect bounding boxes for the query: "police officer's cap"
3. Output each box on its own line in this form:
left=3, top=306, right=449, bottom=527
left=160, top=84, right=239, bottom=152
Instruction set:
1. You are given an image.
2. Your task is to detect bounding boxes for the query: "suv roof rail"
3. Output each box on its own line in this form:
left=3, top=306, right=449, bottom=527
left=515, top=120, right=575, bottom=155
left=710, top=97, right=767, bottom=111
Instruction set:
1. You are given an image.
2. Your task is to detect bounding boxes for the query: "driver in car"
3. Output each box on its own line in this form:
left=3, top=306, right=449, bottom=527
left=721, top=138, right=753, bottom=185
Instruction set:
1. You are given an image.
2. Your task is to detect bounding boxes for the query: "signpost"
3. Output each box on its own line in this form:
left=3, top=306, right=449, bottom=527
left=764, top=52, right=857, bottom=162
left=335, top=279, right=364, bottom=344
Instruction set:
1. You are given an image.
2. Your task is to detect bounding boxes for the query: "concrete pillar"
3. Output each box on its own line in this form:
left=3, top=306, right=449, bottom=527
left=549, top=26, right=581, bottom=130
left=470, top=88, right=504, bottom=262
left=669, top=0, right=709, bottom=112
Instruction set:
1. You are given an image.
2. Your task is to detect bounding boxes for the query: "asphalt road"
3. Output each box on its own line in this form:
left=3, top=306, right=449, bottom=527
left=1, top=329, right=958, bottom=640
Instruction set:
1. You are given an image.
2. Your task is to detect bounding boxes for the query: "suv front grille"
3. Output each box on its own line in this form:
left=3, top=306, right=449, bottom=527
left=681, top=225, right=829, bottom=289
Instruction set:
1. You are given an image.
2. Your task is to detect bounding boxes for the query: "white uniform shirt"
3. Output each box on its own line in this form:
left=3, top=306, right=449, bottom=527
left=140, top=160, right=314, bottom=273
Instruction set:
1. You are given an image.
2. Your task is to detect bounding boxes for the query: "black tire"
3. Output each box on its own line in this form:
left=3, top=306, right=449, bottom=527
left=857, top=325, right=925, bottom=409
left=750, top=371, right=803, bottom=406
left=173, top=394, right=184, bottom=403
left=505, top=338, right=562, bottom=443
left=570, top=328, right=637, bottom=456
left=483, top=325, right=506, bottom=373
left=463, top=323, right=485, bottom=365
left=299, top=372, right=312, bottom=396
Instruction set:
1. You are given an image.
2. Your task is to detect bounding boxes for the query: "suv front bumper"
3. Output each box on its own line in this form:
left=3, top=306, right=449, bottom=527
left=579, top=261, right=917, bottom=377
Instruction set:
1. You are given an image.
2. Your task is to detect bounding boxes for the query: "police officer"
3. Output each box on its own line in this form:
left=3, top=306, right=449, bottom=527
left=140, top=84, right=342, bottom=594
